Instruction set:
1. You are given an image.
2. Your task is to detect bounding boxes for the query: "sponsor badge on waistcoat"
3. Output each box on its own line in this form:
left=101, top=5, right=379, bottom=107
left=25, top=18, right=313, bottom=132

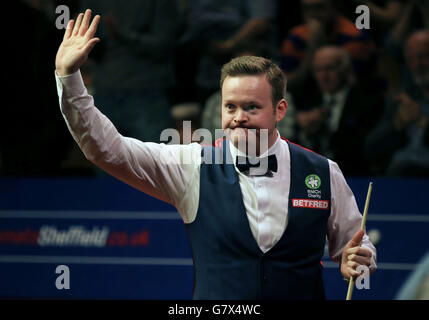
left=291, top=174, right=329, bottom=210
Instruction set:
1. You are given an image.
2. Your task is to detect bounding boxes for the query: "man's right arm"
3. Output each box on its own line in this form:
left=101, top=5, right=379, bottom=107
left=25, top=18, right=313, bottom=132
left=57, top=69, right=201, bottom=207
left=55, top=10, right=202, bottom=220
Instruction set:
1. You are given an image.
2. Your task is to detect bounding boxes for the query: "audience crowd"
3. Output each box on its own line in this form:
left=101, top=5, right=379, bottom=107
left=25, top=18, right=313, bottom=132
left=3, top=0, right=429, bottom=177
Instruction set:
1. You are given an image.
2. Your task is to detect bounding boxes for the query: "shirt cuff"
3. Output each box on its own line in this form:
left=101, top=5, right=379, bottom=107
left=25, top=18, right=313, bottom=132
left=55, top=69, right=86, bottom=98
left=361, top=243, right=378, bottom=272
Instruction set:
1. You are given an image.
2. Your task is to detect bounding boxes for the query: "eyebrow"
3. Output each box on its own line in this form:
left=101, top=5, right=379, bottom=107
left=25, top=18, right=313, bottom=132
left=223, top=100, right=263, bottom=106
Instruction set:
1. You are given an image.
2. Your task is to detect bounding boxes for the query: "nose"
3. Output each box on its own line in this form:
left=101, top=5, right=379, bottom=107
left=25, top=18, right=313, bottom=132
left=234, top=109, right=248, bottom=123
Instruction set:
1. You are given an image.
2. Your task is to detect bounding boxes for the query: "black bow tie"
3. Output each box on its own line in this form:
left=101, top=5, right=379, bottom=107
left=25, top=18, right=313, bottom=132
left=235, top=154, right=278, bottom=174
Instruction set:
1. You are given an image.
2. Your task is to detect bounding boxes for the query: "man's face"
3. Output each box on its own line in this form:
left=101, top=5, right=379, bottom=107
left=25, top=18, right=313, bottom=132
left=313, top=49, right=346, bottom=94
left=301, top=0, right=333, bottom=25
left=406, top=34, right=429, bottom=89
left=221, top=75, right=286, bottom=154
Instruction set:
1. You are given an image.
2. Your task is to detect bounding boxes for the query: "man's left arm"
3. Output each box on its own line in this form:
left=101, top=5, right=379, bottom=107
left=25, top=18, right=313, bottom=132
left=327, top=160, right=377, bottom=280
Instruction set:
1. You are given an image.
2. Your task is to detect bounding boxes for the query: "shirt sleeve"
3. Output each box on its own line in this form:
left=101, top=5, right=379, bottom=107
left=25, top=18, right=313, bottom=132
left=327, top=160, right=377, bottom=272
left=55, top=69, right=201, bottom=222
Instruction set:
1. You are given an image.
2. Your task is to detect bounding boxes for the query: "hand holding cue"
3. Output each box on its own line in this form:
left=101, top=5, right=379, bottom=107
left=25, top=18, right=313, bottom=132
left=346, top=181, right=373, bottom=300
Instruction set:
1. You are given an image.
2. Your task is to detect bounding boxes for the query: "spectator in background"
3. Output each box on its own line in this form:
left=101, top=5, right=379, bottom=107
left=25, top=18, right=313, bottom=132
left=81, top=0, right=177, bottom=143
left=199, top=11, right=296, bottom=142
left=365, top=30, right=429, bottom=176
left=388, top=0, right=429, bottom=49
left=292, top=46, right=383, bottom=176
left=337, top=0, right=405, bottom=45
left=336, top=0, right=406, bottom=96
left=380, top=0, right=429, bottom=95
left=280, top=0, right=376, bottom=92
left=180, top=0, right=277, bottom=105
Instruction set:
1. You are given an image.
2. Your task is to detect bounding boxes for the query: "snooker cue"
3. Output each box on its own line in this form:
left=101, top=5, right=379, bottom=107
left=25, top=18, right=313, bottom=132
left=346, top=181, right=373, bottom=300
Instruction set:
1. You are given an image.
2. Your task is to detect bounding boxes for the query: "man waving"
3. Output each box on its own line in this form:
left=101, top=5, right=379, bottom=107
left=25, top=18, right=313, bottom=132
left=55, top=10, right=376, bottom=299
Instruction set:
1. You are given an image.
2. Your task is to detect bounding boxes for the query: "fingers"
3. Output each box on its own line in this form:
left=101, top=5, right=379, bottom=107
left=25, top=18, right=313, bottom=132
left=346, top=246, right=372, bottom=257
left=66, top=10, right=99, bottom=40
left=82, top=37, right=100, bottom=56
left=345, top=256, right=371, bottom=279
left=63, top=19, right=74, bottom=40
left=348, top=229, right=365, bottom=247
left=347, top=254, right=371, bottom=266
left=85, top=14, right=101, bottom=41
left=347, top=267, right=364, bottom=277
left=73, top=12, right=84, bottom=36
left=79, top=9, right=92, bottom=36
left=346, top=259, right=370, bottom=278
left=346, top=245, right=372, bottom=274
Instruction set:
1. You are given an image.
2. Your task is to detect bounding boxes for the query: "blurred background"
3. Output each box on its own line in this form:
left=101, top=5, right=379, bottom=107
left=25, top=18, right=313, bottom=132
left=1, top=0, right=428, bottom=299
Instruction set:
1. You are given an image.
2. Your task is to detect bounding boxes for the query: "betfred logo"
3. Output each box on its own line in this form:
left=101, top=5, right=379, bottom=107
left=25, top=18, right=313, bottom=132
left=292, top=199, right=329, bottom=210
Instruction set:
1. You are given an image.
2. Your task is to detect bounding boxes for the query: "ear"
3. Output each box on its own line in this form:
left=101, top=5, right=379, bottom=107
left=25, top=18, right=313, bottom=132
left=275, top=99, right=288, bottom=122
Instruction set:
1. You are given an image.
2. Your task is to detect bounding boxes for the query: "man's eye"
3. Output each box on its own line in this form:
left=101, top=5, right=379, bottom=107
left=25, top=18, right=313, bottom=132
left=247, top=105, right=258, bottom=111
left=225, top=104, right=235, bottom=110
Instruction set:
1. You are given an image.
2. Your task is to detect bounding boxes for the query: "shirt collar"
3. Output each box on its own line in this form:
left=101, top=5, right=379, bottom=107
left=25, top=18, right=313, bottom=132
left=228, top=130, right=281, bottom=160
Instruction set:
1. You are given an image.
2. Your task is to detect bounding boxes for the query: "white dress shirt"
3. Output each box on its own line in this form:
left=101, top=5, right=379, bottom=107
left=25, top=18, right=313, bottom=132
left=55, top=70, right=376, bottom=269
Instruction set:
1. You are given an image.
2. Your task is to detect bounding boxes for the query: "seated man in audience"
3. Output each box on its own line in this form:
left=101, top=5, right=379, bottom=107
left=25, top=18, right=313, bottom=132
left=365, top=30, right=429, bottom=176
left=293, top=46, right=383, bottom=176
left=280, top=0, right=376, bottom=90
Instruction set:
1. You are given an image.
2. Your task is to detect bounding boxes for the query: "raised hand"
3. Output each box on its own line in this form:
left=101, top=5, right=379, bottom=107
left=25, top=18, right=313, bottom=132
left=55, top=9, right=100, bottom=76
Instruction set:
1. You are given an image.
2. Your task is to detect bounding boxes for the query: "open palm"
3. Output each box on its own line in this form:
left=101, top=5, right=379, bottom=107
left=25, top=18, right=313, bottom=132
left=55, top=9, right=100, bottom=76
